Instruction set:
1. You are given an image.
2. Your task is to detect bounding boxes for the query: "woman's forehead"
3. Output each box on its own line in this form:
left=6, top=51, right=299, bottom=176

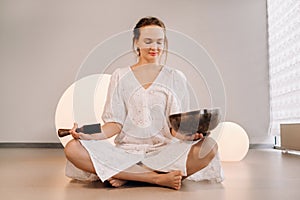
left=139, top=26, right=165, bottom=39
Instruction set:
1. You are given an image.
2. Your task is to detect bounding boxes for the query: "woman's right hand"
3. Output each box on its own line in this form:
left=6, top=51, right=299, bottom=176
left=70, top=122, right=103, bottom=140
left=70, top=122, right=122, bottom=140
left=70, top=123, right=83, bottom=140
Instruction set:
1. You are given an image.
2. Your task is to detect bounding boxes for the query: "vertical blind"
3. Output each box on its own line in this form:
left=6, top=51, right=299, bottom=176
left=267, top=0, right=300, bottom=136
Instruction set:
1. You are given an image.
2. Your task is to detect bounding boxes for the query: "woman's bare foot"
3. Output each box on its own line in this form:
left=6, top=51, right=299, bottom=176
left=154, top=170, right=183, bottom=190
left=108, top=178, right=128, bottom=187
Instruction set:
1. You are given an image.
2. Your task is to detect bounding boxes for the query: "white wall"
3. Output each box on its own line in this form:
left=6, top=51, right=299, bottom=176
left=0, top=0, right=270, bottom=143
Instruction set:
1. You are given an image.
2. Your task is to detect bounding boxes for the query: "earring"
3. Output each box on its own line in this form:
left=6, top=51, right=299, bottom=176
left=136, top=47, right=140, bottom=56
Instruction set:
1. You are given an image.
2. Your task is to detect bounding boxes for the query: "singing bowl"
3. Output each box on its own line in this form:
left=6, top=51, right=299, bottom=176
left=169, top=108, right=221, bottom=136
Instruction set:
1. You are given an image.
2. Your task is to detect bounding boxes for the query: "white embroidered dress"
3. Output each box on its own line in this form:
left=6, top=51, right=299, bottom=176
left=77, top=66, right=224, bottom=182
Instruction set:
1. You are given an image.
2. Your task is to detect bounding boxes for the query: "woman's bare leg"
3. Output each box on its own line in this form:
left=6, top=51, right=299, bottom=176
left=108, top=163, right=153, bottom=187
left=64, top=139, right=96, bottom=173
left=185, top=137, right=218, bottom=177
left=112, top=170, right=183, bottom=190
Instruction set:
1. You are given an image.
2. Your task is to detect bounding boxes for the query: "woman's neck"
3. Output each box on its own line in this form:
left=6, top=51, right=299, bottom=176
left=137, top=60, right=158, bottom=66
left=131, top=55, right=164, bottom=70
left=131, top=62, right=162, bottom=71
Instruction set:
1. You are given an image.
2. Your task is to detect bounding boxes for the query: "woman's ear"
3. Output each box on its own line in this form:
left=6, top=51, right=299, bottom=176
left=136, top=47, right=140, bottom=56
left=134, top=39, right=140, bottom=56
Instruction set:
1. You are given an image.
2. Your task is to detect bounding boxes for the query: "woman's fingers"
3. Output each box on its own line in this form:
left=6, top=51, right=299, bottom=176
left=71, top=123, right=78, bottom=132
left=173, top=130, right=205, bottom=141
left=196, top=133, right=204, bottom=139
left=70, top=130, right=79, bottom=139
left=188, top=133, right=204, bottom=141
left=70, top=122, right=80, bottom=139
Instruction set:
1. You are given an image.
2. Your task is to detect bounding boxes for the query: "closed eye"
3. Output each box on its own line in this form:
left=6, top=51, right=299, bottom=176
left=144, top=38, right=152, bottom=44
left=157, top=39, right=164, bottom=45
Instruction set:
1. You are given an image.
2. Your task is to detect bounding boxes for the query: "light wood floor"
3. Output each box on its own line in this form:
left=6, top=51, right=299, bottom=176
left=0, top=148, right=300, bottom=200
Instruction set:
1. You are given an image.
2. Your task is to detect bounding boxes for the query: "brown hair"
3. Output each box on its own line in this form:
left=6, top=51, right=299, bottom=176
left=132, top=16, right=168, bottom=64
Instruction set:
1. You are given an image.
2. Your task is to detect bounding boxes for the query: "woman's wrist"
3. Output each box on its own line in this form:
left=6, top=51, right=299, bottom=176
left=78, top=133, right=101, bottom=140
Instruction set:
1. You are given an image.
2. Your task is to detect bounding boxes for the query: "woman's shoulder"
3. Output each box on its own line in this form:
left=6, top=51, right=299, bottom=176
left=163, top=65, right=187, bottom=80
left=111, top=67, right=131, bottom=77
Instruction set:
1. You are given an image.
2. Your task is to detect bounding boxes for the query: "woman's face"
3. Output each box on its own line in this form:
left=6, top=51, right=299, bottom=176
left=135, top=25, right=165, bottom=63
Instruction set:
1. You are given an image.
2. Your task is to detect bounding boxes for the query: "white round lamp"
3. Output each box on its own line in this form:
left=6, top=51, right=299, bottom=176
left=55, top=74, right=111, bottom=147
left=210, top=122, right=249, bottom=161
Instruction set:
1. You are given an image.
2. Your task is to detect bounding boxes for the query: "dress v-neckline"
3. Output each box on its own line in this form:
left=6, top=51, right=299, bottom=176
left=129, top=65, right=164, bottom=91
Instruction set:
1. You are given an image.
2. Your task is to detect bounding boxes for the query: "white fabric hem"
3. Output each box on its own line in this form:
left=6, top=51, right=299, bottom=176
left=186, top=153, right=224, bottom=183
left=65, top=143, right=224, bottom=183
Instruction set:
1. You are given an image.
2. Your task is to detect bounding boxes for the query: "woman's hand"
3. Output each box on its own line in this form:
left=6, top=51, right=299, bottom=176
left=70, top=123, right=100, bottom=140
left=70, top=122, right=121, bottom=140
left=184, top=132, right=204, bottom=141
left=70, top=123, right=83, bottom=139
left=171, top=128, right=205, bottom=141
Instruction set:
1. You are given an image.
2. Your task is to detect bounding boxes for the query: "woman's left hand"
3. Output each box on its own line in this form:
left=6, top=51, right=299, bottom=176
left=183, top=132, right=204, bottom=141
left=171, top=129, right=204, bottom=141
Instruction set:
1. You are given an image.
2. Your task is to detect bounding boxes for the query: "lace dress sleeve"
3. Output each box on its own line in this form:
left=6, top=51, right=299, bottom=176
left=102, top=68, right=126, bottom=125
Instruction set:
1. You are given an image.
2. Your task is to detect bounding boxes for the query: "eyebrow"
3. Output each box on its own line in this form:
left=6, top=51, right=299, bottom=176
left=144, top=38, right=164, bottom=41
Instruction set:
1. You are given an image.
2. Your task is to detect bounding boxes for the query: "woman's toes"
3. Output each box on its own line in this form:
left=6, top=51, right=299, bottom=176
left=108, top=178, right=127, bottom=188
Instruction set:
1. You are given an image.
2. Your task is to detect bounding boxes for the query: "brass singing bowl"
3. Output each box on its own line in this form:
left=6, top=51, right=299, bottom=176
left=169, top=108, right=221, bottom=136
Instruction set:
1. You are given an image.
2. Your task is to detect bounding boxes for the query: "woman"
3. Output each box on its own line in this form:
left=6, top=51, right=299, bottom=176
left=64, top=16, right=218, bottom=190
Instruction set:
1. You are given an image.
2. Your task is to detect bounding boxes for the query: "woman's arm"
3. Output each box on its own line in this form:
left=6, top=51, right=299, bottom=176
left=70, top=122, right=122, bottom=140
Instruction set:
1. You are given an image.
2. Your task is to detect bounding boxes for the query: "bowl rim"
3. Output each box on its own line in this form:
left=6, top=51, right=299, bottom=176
left=169, top=107, right=221, bottom=118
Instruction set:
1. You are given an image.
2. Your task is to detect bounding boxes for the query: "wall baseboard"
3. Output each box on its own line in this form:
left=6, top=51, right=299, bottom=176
left=249, top=143, right=275, bottom=149
left=0, top=143, right=63, bottom=148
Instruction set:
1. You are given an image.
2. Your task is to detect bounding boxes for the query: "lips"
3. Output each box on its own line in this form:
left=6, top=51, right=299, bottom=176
left=149, top=52, right=158, bottom=56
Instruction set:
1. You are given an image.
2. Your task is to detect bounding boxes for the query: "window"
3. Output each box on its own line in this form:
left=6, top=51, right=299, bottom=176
left=267, top=0, right=300, bottom=137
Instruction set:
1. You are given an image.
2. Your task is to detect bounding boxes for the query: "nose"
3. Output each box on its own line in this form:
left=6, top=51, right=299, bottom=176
left=150, top=42, right=158, bottom=50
